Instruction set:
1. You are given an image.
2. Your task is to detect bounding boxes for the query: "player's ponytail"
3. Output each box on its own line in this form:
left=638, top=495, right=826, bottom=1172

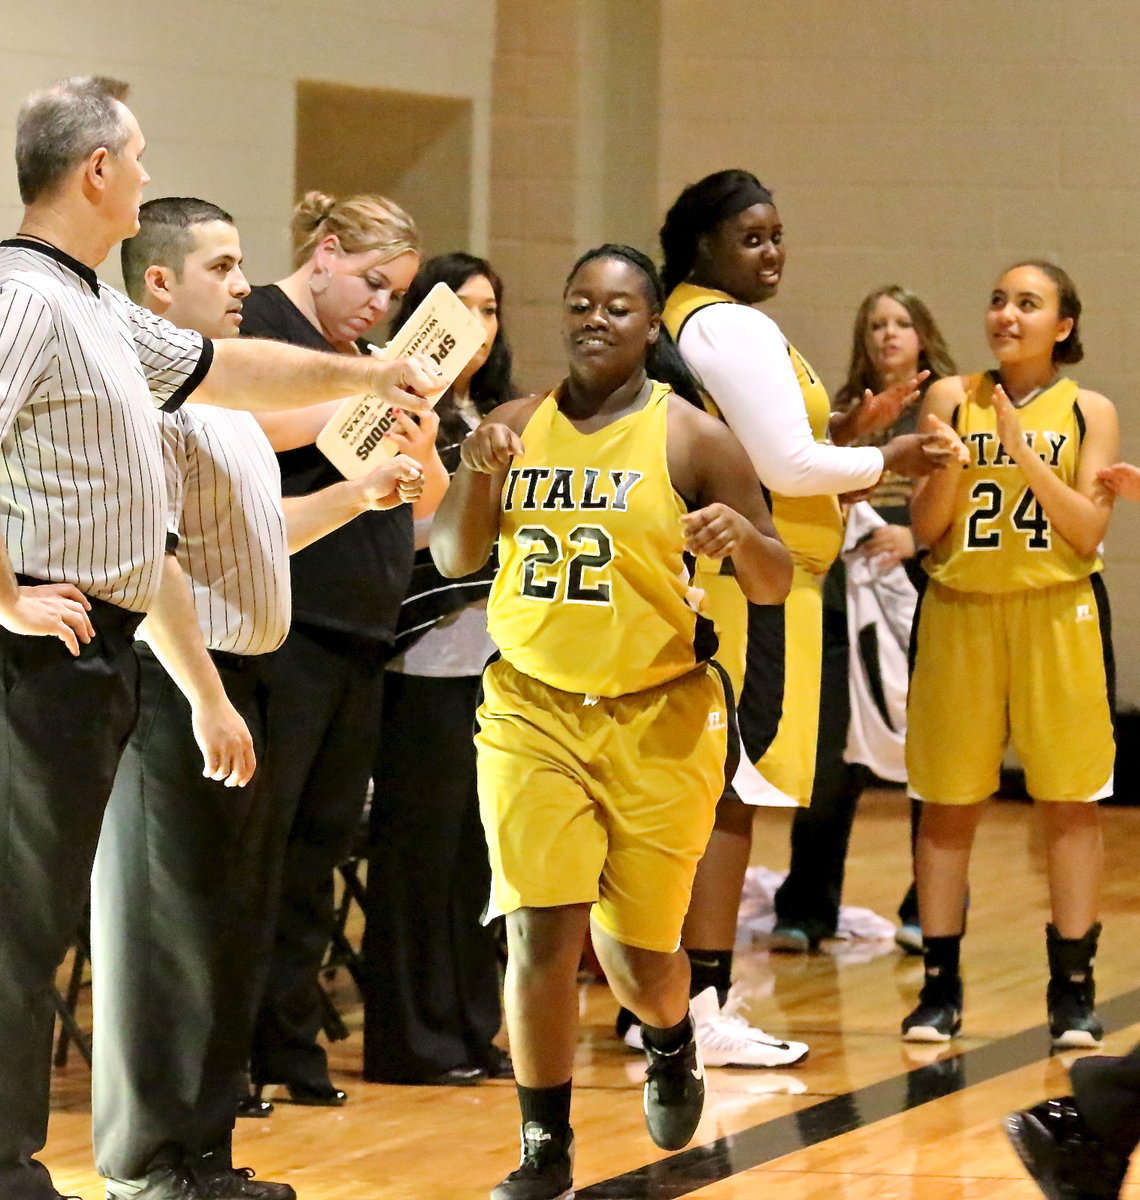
left=565, top=244, right=704, bottom=409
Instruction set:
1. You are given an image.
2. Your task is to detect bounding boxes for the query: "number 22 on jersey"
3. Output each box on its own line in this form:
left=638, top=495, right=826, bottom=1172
left=515, top=524, right=614, bottom=604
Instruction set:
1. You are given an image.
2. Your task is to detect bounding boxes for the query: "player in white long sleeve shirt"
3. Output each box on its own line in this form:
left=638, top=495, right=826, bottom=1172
left=636, top=168, right=962, bottom=1068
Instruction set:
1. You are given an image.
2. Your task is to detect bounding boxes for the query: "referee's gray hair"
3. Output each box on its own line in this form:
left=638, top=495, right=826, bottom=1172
left=16, top=75, right=131, bottom=204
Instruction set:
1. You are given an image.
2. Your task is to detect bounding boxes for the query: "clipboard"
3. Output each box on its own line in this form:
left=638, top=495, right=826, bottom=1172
left=315, top=282, right=486, bottom=478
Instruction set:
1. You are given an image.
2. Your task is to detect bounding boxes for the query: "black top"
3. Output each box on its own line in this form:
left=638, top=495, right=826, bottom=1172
left=240, top=283, right=413, bottom=645
left=391, top=389, right=496, bottom=654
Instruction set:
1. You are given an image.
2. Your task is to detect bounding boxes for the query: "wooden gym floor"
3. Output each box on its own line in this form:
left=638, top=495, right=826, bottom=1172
left=45, top=788, right=1140, bottom=1198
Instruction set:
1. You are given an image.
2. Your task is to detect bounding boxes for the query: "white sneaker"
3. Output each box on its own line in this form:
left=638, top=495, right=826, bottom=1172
left=690, top=987, right=809, bottom=1068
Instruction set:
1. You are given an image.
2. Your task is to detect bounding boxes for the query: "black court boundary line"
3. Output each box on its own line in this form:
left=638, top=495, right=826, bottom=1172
left=576, top=987, right=1140, bottom=1198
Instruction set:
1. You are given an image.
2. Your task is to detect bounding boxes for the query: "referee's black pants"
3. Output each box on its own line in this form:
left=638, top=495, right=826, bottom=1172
left=0, top=601, right=141, bottom=1200
left=361, top=672, right=502, bottom=1081
left=250, top=624, right=387, bottom=1090
left=91, top=646, right=273, bottom=1184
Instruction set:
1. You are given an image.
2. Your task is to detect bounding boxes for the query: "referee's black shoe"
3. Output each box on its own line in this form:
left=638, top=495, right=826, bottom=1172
left=107, top=1165, right=295, bottom=1200
left=490, top=1123, right=574, bottom=1200
left=643, top=1028, right=705, bottom=1151
left=1004, top=1096, right=1128, bottom=1199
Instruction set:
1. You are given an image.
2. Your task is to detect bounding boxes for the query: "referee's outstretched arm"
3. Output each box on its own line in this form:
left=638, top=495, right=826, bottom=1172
left=195, top=335, right=440, bottom=415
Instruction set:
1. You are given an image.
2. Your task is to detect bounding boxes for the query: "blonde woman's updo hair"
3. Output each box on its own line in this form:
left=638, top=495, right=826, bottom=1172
left=291, top=190, right=420, bottom=269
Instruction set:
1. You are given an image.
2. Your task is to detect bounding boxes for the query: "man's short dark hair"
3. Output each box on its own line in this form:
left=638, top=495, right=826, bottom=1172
left=16, top=75, right=131, bottom=204
left=121, top=197, right=235, bottom=303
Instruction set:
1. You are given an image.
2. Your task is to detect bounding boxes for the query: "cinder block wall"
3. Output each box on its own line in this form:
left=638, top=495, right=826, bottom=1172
left=0, top=0, right=495, bottom=289
left=490, top=0, right=1140, bottom=703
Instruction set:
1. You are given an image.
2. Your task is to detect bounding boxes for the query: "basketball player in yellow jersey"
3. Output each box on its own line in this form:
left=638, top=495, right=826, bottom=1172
left=904, top=261, right=1119, bottom=1048
left=431, top=245, right=791, bottom=1200
left=650, top=169, right=961, bottom=1063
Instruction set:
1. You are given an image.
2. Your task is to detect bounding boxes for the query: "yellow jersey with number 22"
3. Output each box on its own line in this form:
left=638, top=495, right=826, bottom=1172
left=487, top=381, right=717, bottom=698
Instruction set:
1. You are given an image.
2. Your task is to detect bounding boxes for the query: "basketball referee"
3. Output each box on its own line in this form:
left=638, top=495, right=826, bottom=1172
left=0, top=77, right=437, bottom=1200
left=91, top=197, right=423, bottom=1200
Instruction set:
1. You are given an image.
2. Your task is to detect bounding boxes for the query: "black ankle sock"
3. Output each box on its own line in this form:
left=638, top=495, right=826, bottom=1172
left=517, top=1080, right=572, bottom=1142
left=641, top=1013, right=693, bottom=1056
left=686, top=947, right=733, bottom=1007
left=922, top=934, right=962, bottom=980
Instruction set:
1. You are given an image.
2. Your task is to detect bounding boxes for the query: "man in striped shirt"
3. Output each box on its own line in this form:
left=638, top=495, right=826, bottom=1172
left=90, top=197, right=426, bottom=1200
left=0, top=77, right=439, bottom=1200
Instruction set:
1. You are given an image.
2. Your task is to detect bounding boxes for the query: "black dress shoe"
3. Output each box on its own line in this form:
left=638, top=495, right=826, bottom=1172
left=1005, top=1096, right=1129, bottom=1200
left=425, top=1064, right=486, bottom=1086
left=475, top=1045, right=515, bottom=1079
left=283, top=1080, right=347, bottom=1106
left=236, top=1090, right=274, bottom=1118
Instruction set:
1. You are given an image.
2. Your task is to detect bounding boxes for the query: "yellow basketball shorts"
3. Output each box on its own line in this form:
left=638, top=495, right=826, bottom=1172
left=475, top=656, right=731, bottom=953
left=906, top=575, right=1115, bottom=805
left=700, top=563, right=823, bottom=807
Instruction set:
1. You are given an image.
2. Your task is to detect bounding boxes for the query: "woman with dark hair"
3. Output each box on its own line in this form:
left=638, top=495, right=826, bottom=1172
left=653, top=169, right=961, bottom=1065
left=904, top=261, right=1118, bottom=1046
left=770, top=286, right=958, bottom=953
left=431, top=244, right=792, bottom=1199
left=361, top=252, right=516, bottom=1086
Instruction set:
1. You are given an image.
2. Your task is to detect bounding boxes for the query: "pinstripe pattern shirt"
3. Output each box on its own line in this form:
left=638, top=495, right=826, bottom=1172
left=0, top=238, right=212, bottom=611
left=159, top=405, right=290, bottom=656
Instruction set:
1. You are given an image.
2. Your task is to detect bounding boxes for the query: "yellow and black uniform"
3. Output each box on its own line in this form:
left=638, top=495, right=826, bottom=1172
left=664, top=282, right=839, bottom=805
left=477, top=382, right=731, bottom=952
left=907, top=371, right=1114, bottom=804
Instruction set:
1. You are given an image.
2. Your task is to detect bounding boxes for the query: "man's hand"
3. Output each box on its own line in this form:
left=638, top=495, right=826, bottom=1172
left=460, top=423, right=524, bottom=474
left=0, top=583, right=95, bottom=656
left=355, top=453, right=425, bottom=510
left=1096, top=462, right=1140, bottom=503
left=190, top=695, right=256, bottom=787
left=859, top=523, right=917, bottom=571
left=681, top=503, right=753, bottom=559
left=366, top=352, right=446, bottom=414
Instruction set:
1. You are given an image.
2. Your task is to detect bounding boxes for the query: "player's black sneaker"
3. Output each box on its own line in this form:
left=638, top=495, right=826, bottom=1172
left=643, top=1029, right=705, bottom=1151
left=1004, top=1096, right=1128, bottom=1199
left=1046, top=923, right=1104, bottom=1049
left=901, top=972, right=962, bottom=1043
left=490, top=1123, right=574, bottom=1200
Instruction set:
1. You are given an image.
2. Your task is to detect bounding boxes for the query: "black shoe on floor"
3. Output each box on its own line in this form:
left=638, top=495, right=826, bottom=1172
left=236, top=1090, right=274, bottom=1119
left=476, top=1045, right=515, bottom=1079
left=107, top=1166, right=199, bottom=1199
left=424, top=1065, right=486, bottom=1086
left=282, top=1080, right=347, bottom=1106
left=1046, top=923, right=1104, bottom=1049
left=490, top=1124, right=574, bottom=1200
left=193, top=1168, right=295, bottom=1200
left=902, top=973, right=963, bottom=1043
left=643, top=1030, right=705, bottom=1151
left=107, top=1165, right=294, bottom=1200
left=1004, top=1096, right=1128, bottom=1200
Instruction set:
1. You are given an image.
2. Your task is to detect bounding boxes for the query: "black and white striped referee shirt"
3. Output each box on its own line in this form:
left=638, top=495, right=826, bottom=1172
left=0, top=239, right=212, bottom=612
left=159, top=405, right=290, bottom=656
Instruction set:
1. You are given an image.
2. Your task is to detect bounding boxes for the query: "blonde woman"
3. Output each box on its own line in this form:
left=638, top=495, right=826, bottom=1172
left=240, top=193, right=443, bottom=1107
